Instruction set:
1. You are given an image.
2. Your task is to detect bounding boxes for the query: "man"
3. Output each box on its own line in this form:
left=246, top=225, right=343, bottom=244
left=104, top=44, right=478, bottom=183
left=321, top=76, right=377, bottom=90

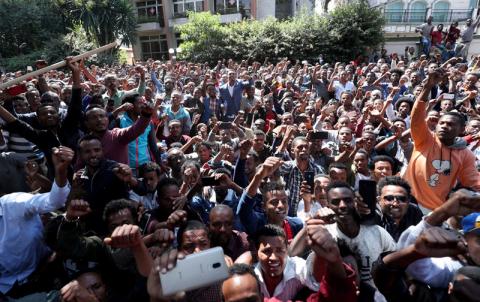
left=372, top=189, right=480, bottom=302
left=0, top=59, right=83, bottom=179
left=76, top=135, right=132, bottom=235
left=455, top=15, right=480, bottom=58
left=201, top=83, right=223, bottom=124
left=404, top=70, right=480, bottom=211
left=416, top=16, right=434, bottom=56
left=164, top=90, right=192, bottom=135
left=375, top=176, right=423, bottom=241
left=0, top=146, right=72, bottom=297
left=298, top=174, right=331, bottom=220
left=237, top=157, right=304, bottom=240
left=308, top=131, right=332, bottom=171
left=373, top=204, right=480, bottom=302
left=221, top=264, right=262, bottom=302
left=163, top=120, right=191, bottom=149
left=129, top=161, right=164, bottom=210
left=118, top=94, right=161, bottom=174
left=251, top=130, right=271, bottom=162
left=277, top=136, right=324, bottom=216
left=371, top=155, right=395, bottom=182
left=252, top=224, right=357, bottom=301
left=219, top=70, right=252, bottom=121
left=209, top=205, right=250, bottom=261
left=84, top=104, right=152, bottom=165
left=102, top=67, right=146, bottom=108
left=328, top=70, right=356, bottom=101
left=323, top=181, right=396, bottom=289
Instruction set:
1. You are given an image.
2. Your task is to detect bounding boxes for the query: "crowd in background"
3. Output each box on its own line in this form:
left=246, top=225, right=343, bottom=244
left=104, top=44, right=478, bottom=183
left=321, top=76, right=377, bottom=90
left=1, top=19, right=480, bottom=302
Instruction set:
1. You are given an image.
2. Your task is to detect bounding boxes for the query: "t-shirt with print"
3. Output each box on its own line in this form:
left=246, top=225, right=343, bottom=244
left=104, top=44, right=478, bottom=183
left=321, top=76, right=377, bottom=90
left=325, top=223, right=396, bottom=288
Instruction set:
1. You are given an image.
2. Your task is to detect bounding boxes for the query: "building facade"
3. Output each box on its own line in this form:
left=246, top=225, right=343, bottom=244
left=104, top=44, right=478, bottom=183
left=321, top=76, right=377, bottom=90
left=131, top=0, right=315, bottom=60
left=375, top=0, right=479, bottom=56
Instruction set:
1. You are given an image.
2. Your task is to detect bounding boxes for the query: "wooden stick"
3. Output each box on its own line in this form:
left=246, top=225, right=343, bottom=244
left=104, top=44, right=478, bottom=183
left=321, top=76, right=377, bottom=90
left=0, top=41, right=118, bottom=90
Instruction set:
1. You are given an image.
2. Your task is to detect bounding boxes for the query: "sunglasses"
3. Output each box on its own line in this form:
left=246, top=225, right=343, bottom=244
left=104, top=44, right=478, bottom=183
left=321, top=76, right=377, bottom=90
left=383, top=195, right=408, bottom=203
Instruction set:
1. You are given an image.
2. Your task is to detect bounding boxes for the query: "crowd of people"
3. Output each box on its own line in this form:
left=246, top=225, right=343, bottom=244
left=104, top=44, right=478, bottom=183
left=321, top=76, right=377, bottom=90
left=1, top=25, right=480, bottom=302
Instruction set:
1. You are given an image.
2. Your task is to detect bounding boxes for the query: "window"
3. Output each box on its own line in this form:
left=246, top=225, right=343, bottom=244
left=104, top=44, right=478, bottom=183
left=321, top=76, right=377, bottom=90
left=175, top=33, right=184, bottom=47
left=172, top=0, right=204, bottom=18
left=140, top=35, right=168, bottom=60
left=409, top=1, right=427, bottom=22
left=276, top=0, right=293, bottom=19
left=432, top=1, right=450, bottom=22
left=136, top=0, right=165, bottom=27
left=215, top=0, right=251, bottom=18
left=385, top=1, right=404, bottom=23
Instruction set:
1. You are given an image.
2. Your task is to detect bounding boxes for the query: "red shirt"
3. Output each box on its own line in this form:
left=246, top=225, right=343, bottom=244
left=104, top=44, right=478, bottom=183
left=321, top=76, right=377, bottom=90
left=431, top=30, right=443, bottom=46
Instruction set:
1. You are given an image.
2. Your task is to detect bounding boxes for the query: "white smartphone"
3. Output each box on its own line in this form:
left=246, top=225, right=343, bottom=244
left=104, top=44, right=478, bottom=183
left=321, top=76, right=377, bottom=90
left=160, top=247, right=229, bottom=296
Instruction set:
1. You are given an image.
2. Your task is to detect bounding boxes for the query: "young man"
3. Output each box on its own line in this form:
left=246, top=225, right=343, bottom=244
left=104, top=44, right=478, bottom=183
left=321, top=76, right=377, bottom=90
left=118, top=94, right=161, bottom=174
left=0, top=146, right=72, bottom=298
left=375, top=176, right=423, bottom=241
left=209, top=205, right=251, bottom=261
left=404, top=70, right=480, bottom=211
left=323, top=182, right=396, bottom=290
left=253, top=223, right=357, bottom=301
left=237, top=157, right=304, bottom=240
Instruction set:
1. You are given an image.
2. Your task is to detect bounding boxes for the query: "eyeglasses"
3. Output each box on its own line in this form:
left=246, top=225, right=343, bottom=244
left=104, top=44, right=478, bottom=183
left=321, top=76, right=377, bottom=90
left=383, top=195, right=408, bottom=203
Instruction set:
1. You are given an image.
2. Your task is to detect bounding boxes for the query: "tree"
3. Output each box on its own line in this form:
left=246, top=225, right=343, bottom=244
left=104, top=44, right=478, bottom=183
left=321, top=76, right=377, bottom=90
left=325, top=0, right=385, bottom=62
left=56, top=0, right=137, bottom=46
left=177, top=12, right=229, bottom=63
left=0, top=0, right=67, bottom=58
left=176, top=1, right=384, bottom=64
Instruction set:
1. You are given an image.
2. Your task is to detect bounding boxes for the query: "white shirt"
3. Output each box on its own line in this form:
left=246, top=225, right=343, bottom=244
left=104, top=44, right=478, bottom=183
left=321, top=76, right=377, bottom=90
left=254, top=255, right=319, bottom=301
left=296, top=199, right=322, bottom=222
left=397, top=219, right=463, bottom=288
left=332, top=80, right=356, bottom=100
left=0, top=181, right=71, bottom=294
left=325, top=223, right=396, bottom=287
left=227, top=84, right=234, bottom=97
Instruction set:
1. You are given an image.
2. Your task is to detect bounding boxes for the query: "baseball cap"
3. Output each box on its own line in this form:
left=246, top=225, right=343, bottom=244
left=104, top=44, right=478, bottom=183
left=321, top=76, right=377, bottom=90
left=462, top=213, right=480, bottom=235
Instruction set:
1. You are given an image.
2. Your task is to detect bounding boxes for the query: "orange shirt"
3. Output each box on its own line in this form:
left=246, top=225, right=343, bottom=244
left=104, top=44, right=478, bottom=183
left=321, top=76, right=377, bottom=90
left=404, top=100, right=480, bottom=210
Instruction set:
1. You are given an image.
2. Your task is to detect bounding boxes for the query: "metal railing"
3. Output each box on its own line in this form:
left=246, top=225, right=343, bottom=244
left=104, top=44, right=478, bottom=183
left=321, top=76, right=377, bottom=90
left=431, top=9, right=473, bottom=23
left=137, top=15, right=164, bottom=25
left=384, top=9, right=427, bottom=23
left=384, top=9, right=474, bottom=24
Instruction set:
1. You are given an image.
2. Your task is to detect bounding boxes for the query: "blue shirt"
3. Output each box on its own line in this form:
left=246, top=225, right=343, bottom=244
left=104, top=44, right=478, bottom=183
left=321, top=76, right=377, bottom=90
left=237, top=191, right=304, bottom=237
left=0, top=181, right=70, bottom=294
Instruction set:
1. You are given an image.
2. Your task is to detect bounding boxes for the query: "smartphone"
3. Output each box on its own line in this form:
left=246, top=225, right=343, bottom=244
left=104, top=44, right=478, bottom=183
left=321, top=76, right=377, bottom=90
left=359, top=179, right=377, bottom=223
left=218, top=122, right=232, bottom=130
left=310, top=131, right=329, bottom=140
left=160, top=247, right=229, bottom=296
left=138, top=213, right=151, bottom=235
left=443, top=93, right=455, bottom=100
left=5, top=84, right=27, bottom=96
left=26, top=66, right=33, bottom=72
left=304, top=171, right=315, bottom=191
left=201, top=176, right=221, bottom=187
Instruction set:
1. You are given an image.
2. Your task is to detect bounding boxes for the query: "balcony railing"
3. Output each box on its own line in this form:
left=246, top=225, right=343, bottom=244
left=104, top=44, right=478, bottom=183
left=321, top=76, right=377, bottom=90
left=431, top=9, right=473, bottom=23
left=138, top=15, right=162, bottom=24
left=384, top=9, right=427, bottom=23
left=384, top=9, right=474, bottom=24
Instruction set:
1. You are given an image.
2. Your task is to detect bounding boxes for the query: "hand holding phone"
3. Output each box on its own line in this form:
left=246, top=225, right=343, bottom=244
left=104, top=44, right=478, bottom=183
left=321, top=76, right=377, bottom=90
left=160, top=247, right=229, bottom=296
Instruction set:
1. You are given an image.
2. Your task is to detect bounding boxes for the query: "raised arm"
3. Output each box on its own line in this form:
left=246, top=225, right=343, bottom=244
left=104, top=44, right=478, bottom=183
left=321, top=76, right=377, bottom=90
left=24, top=146, right=73, bottom=215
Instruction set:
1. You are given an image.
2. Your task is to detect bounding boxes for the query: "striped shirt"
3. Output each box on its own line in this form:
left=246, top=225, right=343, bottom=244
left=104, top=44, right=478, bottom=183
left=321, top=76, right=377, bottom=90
left=0, top=130, right=44, bottom=161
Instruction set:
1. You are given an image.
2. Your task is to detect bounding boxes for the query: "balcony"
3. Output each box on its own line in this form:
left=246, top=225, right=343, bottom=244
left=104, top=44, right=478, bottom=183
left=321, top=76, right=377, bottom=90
left=384, top=9, right=474, bottom=24
left=136, top=15, right=165, bottom=31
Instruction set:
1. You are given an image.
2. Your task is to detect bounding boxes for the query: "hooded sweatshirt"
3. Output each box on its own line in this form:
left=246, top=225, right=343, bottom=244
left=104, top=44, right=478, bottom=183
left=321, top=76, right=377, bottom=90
left=404, top=100, right=480, bottom=210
